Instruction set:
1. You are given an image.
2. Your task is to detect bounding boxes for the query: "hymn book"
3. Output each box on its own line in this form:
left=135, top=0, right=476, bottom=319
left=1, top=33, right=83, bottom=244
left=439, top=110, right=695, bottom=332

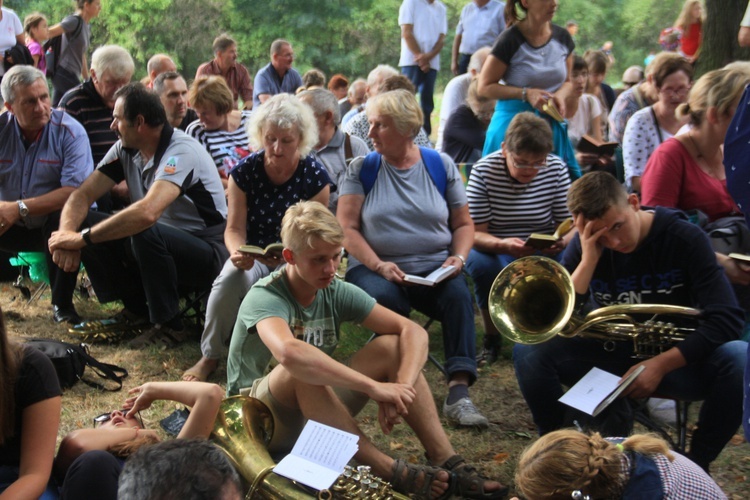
left=274, top=420, right=359, bottom=491
left=238, top=243, right=285, bottom=259
left=403, top=265, right=456, bottom=286
left=578, top=135, right=619, bottom=157
left=524, top=218, right=574, bottom=250
left=558, top=366, right=645, bottom=417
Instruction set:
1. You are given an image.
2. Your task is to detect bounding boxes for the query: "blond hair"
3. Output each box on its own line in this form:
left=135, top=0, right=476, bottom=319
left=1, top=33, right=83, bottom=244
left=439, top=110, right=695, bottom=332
left=515, top=430, right=673, bottom=500
left=366, top=89, right=423, bottom=139
left=674, top=0, right=704, bottom=31
left=189, top=75, right=234, bottom=116
left=23, top=12, right=47, bottom=39
left=280, top=201, right=343, bottom=254
left=677, top=67, right=750, bottom=126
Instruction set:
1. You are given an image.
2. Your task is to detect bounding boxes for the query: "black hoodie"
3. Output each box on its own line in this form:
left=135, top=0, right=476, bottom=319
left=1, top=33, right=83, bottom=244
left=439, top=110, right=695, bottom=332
left=562, top=207, right=743, bottom=364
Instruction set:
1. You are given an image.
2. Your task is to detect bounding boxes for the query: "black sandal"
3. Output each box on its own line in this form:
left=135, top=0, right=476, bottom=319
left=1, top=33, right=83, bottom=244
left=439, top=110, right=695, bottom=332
left=440, top=455, right=508, bottom=499
left=390, top=458, right=452, bottom=500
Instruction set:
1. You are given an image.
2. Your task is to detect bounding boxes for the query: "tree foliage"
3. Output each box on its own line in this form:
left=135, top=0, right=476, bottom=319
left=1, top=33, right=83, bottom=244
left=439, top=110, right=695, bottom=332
left=6, top=0, right=748, bottom=88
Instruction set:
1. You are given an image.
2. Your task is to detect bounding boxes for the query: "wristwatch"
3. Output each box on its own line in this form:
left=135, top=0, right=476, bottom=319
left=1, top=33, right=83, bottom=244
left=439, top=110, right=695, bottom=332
left=17, top=200, right=29, bottom=218
left=453, top=254, right=466, bottom=266
left=81, top=228, right=93, bottom=246
left=521, top=87, right=528, bottom=103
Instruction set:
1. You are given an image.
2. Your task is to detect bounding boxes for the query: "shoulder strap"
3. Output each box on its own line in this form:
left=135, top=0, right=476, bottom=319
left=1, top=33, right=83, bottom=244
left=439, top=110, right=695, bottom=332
left=74, top=344, right=129, bottom=391
left=650, top=106, right=664, bottom=144
left=359, top=148, right=447, bottom=198
left=419, top=147, right=447, bottom=198
left=344, top=133, right=353, bottom=162
left=360, top=151, right=382, bottom=195
left=71, top=15, right=84, bottom=39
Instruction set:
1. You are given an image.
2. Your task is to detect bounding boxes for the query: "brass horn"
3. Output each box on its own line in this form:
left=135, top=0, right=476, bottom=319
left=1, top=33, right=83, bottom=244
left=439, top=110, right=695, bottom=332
left=211, top=395, right=410, bottom=499
left=488, top=256, right=700, bottom=358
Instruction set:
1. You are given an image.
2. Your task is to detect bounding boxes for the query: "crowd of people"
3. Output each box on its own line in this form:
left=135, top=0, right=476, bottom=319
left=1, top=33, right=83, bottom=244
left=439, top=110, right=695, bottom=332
left=1, top=0, right=749, bottom=498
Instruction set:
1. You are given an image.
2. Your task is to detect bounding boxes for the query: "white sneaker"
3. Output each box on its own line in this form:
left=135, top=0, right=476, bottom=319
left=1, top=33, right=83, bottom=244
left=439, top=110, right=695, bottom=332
left=647, top=398, right=677, bottom=426
left=443, top=397, right=489, bottom=428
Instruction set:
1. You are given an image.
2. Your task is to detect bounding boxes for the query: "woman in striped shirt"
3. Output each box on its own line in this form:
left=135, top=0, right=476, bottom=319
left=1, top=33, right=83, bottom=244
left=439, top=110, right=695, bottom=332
left=465, top=112, right=572, bottom=363
left=186, top=76, right=252, bottom=190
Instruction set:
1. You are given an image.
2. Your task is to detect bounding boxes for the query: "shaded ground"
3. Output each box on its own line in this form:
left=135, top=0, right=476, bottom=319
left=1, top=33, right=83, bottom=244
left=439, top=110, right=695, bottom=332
left=1, top=279, right=748, bottom=498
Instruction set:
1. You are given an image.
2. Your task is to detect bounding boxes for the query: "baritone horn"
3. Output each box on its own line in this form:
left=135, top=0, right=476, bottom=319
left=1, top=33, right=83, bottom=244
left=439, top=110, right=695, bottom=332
left=487, top=256, right=701, bottom=358
left=211, top=395, right=409, bottom=499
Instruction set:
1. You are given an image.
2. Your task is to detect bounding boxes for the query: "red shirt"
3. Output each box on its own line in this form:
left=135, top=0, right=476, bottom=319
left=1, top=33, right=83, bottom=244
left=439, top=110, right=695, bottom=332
left=195, top=60, right=253, bottom=108
left=642, top=137, right=739, bottom=221
left=681, top=22, right=702, bottom=58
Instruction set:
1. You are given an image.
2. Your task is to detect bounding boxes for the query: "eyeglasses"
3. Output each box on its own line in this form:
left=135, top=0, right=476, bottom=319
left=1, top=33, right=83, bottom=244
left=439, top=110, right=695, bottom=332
left=509, top=152, right=549, bottom=170
left=660, top=86, right=691, bottom=97
left=93, top=409, right=144, bottom=428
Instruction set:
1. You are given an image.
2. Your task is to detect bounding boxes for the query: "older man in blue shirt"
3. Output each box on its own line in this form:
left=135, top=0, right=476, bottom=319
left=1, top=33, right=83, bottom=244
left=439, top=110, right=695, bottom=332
left=0, top=65, right=94, bottom=323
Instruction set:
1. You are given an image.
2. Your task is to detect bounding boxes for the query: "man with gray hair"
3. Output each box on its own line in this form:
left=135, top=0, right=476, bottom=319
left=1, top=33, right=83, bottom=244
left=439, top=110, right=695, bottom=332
left=252, top=39, right=303, bottom=108
left=298, top=88, right=368, bottom=213
left=0, top=65, right=94, bottom=323
left=146, top=53, right=177, bottom=88
left=196, top=34, right=253, bottom=110
left=58, top=44, right=135, bottom=165
left=435, top=47, right=491, bottom=152
left=341, top=64, right=398, bottom=126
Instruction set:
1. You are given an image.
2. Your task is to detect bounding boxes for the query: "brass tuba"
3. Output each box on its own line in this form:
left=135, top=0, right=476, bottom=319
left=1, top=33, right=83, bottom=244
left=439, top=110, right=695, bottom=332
left=487, top=256, right=701, bottom=358
left=211, top=395, right=409, bottom=499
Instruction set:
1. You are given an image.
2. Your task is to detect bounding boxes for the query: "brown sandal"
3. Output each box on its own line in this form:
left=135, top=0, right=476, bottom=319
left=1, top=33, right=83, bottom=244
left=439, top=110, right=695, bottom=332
left=440, top=455, right=508, bottom=499
left=390, top=458, right=452, bottom=500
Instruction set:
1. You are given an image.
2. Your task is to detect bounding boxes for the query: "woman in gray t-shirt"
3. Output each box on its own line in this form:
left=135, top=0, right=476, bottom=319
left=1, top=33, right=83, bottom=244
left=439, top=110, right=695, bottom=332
left=48, top=0, right=101, bottom=106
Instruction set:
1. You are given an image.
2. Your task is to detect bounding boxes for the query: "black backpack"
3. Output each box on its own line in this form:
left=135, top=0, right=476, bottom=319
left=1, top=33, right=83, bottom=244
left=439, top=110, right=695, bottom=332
left=43, top=15, right=83, bottom=79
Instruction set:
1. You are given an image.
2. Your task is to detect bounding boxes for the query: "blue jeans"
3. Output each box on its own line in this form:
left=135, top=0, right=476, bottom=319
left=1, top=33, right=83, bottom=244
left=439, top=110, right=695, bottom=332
left=346, top=265, right=478, bottom=383
left=744, top=341, right=750, bottom=442
left=457, top=53, right=472, bottom=75
left=465, top=249, right=563, bottom=309
left=513, top=336, right=748, bottom=469
left=401, top=66, right=437, bottom=136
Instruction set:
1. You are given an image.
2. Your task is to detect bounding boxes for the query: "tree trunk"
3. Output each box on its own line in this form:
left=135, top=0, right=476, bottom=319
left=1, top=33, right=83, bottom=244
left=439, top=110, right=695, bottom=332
left=698, top=0, right=750, bottom=75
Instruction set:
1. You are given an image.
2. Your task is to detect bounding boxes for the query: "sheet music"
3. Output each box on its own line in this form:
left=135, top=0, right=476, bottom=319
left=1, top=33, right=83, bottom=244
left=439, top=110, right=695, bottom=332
left=273, top=420, right=359, bottom=491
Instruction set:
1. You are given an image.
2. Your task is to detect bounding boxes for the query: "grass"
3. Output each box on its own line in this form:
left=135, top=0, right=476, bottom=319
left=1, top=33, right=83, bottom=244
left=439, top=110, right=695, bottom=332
left=2, top=278, right=749, bottom=498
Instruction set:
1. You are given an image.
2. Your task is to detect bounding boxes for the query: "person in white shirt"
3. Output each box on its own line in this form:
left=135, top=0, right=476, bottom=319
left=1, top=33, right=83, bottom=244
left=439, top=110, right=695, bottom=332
left=398, top=0, right=447, bottom=136
left=450, top=0, right=505, bottom=76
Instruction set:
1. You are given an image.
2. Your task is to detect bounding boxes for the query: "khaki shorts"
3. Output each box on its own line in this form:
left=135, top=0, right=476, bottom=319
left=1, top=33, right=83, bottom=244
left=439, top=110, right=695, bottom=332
left=242, top=373, right=370, bottom=455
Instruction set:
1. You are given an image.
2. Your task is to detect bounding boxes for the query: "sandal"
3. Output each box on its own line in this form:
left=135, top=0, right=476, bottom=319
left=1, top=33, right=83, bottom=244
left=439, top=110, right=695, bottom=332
left=127, top=325, right=189, bottom=349
left=440, top=455, right=508, bottom=499
left=390, top=458, right=452, bottom=500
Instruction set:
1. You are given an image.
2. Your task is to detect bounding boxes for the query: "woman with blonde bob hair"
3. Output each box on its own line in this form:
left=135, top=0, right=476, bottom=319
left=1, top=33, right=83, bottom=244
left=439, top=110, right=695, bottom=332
left=337, top=88, right=495, bottom=432
left=183, top=93, right=330, bottom=382
left=186, top=75, right=253, bottom=183
left=514, top=430, right=725, bottom=499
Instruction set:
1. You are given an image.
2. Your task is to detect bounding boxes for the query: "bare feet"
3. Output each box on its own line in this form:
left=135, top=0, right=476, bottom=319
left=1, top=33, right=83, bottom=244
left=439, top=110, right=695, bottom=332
left=182, top=357, right=218, bottom=382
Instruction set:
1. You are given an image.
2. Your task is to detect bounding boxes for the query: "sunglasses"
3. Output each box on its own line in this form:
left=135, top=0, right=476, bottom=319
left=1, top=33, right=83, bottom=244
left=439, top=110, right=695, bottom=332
left=93, top=408, right=144, bottom=428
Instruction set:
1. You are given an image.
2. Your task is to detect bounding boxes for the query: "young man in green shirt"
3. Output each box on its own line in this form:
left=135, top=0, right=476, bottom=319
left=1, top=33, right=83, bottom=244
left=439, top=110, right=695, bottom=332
left=226, top=201, right=506, bottom=499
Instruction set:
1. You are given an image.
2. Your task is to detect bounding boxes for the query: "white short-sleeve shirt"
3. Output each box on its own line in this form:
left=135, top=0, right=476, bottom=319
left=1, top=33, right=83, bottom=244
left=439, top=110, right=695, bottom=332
left=398, top=0, right=448, bottom=70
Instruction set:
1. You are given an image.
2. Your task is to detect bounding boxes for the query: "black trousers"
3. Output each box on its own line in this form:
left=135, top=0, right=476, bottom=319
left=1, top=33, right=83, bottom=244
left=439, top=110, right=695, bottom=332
left=0, top=212, right=78, bottom=308
left=80, top=211, right=225, bottom=325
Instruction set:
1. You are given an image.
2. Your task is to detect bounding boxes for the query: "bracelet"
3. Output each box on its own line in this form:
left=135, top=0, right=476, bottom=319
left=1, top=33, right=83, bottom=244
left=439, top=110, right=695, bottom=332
left=521, top=87, right=528, bottom=102
left=453, top=254, right=466, bottom=266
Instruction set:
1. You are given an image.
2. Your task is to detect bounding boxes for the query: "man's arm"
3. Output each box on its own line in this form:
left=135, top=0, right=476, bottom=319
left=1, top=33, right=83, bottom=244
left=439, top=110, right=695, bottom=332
left=0, top=188, right=75, bottom=236
left=451, top=33, right=463, bottom=75
left=401, top=24, right=424, bottom=62
left=570, top=214, right=606, bottom=295
left=257, top=315, right=418, bottom=412
left=52, top=179, right=180, bottom=251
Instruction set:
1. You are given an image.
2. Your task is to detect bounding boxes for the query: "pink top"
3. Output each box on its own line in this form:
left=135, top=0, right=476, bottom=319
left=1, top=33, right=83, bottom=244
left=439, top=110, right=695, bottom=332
left=26, top=39, right=46, bottom=74
left=641, top=137, right=739, bottom=221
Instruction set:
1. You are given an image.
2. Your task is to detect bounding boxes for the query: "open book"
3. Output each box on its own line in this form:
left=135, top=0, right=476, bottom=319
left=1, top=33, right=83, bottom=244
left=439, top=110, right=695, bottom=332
left=558, top=366, right=645, bottom=417
left=238, top=242, right=284, bottom=259
left=524, top=218, right=574, bottom=250
left=273, top=420, right=359, bottom=491
left=403, top=265, right=456, bottom=286
left=578, top=135, right=618, bottom=157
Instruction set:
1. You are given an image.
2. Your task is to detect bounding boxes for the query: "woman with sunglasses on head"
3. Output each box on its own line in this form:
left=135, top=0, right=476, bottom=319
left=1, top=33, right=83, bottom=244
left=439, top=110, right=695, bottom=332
left=622, top=53, right=693, bottom=194
left=465, top=112, right=574, bottom=364
left=0, top=307, right=61, bottom=499
left=55, top=381, right=224, bottom=500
